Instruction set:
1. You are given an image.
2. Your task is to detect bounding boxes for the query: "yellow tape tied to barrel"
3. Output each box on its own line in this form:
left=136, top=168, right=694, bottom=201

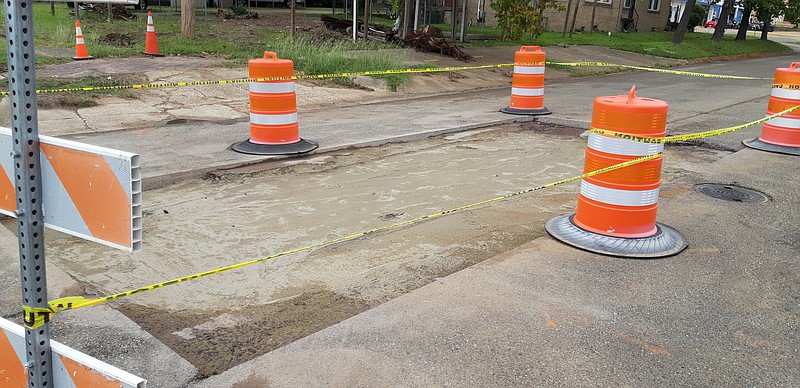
left=589, top=105, right=800, bottom=143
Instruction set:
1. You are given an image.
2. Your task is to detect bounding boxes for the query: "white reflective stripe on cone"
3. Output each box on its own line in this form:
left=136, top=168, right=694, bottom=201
left=511, top=87, right=544, bottom=96
left=148, top=16, right=154, bottom=23
left=513, top=66, right=545, bottom=75
left=771, top=88, right=800, bottom=100
left=580, top=180, right=660, bottom=207
left=147, top=26, right=155, bottom=32
left=765, top=115, right=800, bottom=129
left=587, top=132, right=664, bottom=156
left=76, top=38, right=85, bottom=44
left=250, top=112, right=298, bottom=125
left=249, top=82, right=296, bottom=93
left=76, top=28, right=83, bottom=34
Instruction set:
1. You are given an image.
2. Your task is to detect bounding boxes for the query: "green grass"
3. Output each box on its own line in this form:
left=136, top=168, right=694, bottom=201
left=1, top=3, right=408, bottom=83
left=323, top=12, right=790, bottom=60
left=1, top=3, right=790, bottom=97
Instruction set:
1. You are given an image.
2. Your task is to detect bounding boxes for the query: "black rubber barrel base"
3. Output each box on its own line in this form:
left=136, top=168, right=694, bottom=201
left=545, top=213, right=687, bottom=259
left=500, top=106, right=551, bottom=116
left=742, top=138, right=800, bottom=156
left=231, top=138, right=319, bottom=155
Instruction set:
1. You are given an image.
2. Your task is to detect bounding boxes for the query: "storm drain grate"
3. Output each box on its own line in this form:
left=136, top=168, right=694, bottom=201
left=694, top=184, right=770, bottom=203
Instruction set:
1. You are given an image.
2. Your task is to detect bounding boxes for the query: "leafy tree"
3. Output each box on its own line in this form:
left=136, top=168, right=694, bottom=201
left=753, top=0, right=784, bottom=39
left=785, top=0, right=800, bottom=27
left=490, top=0, right=562, bottom=40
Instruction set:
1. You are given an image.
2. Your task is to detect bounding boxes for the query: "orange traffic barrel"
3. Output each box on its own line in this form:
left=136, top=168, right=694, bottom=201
left=545, top=86, right=686, bottom=258
left=500, top=46, right=550, bottom=116
left=743, top=62, right=800, bottom=156
left=232, top=52, right=318, bottom=155
left=72, top=21, right=93, bottom=61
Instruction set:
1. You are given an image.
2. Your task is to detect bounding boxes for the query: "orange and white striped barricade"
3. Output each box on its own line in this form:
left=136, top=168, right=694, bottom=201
left=500, top=46, right=550, bottom=116
left=143, top=11, right=164, bottom=57
left=545, top=86, right=686, bottom=258
left=743, top=62, right=800, bottom=156
left=0, top=127, right=142, bottom=252
left=72, top=21, right=93, bottom=61
left=1, top=317, right=146, bottom=387
left=232, top=52, right=318, bottom=155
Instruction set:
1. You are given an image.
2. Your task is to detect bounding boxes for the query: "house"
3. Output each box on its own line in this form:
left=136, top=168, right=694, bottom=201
left=539, top=0, right=671, bottom=33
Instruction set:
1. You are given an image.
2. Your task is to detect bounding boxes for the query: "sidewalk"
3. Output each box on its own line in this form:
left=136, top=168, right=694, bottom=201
left=54, top=49, right=780, bottom=189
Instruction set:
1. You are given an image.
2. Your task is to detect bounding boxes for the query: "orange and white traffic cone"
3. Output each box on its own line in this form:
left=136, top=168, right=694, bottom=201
left=545, top=86, right=687, bottom=258
left=500, top=46, right=550, bottom=116
left=232, top=52, right=318, bottom=155
left=143, top=11, right=164, bottom=57
left=743, top=62, right=800, bottom=156
left=72, top=21, right=93, bottom=61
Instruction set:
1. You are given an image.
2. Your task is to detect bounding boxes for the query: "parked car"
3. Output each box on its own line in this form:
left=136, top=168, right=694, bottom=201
left=748, top=22, right=775, bottom=32
left=703, top=20, right=717, bottom=28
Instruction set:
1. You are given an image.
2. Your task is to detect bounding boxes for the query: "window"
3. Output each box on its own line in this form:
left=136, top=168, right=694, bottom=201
left=623, top=0, right=633, bottom=8
left=648, top=0, right=660, bottom=11
left=585, top=0, right=612, bottom=4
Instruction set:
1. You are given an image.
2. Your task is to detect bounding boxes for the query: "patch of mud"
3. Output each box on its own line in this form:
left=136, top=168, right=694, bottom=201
left=99, top=33, right=134, bottom=47
left=37, top=73, right=149, bottom=109
left=120, top=289, right=370, bottom=377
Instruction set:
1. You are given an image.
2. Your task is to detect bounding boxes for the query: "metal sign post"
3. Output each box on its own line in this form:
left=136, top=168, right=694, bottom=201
left=4, top=0, right=54, bottom=386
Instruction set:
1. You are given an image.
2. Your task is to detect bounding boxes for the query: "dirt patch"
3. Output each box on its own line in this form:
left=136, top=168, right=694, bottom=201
left=120, top=288, right=370, bottom=377
left=36, top=73, right=148, bottom=109
left=99, top=33, right=134, bottom=47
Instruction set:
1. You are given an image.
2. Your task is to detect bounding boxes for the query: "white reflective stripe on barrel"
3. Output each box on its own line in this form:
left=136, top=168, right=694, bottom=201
left=765, top=115, right=800, bottom=129
left=249, top=82, right=296, bottom=93
left=771, top=88, right=800, bottom=100
left=580, top=180, right=660, bottom=207
left=250, top=112, right=298, bottom=125
left=147, top=26, right=155, bottom=32
left=513, top=66, right=545, bottom=75
left=76, top=37, right=85, bottom=44
left=587, top=132, right=664, bottom=156
left=511, top=87, right=544, bottom=97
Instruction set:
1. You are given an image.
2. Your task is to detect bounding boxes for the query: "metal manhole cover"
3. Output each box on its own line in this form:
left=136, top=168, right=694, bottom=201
left=694, top=184, right=770, bottom=203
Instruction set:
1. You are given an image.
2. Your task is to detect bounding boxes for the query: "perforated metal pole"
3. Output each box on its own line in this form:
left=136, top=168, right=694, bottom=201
left=4, top=0, right=54, bottom=386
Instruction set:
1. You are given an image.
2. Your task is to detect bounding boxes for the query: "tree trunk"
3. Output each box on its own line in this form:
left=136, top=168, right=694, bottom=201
left=562, top=0, right=573, bottom=38
left=291, top=0, right=296, bottom=40
left=568, top=0, right=580, bottom=37
left=181, top=0, right=195, bottom=39
left=671, top=0, right=696, bottom=45
left=760, top=21, right=770, bottom=40
left=590, top=0, right=597, bottom=34
left=711, top=0, right=731, bottom=42
left=363, top=0, right=370, bottom=41
left=735, top=4, right=751, bottom=41
left=402, top=0, right=411, bottom=38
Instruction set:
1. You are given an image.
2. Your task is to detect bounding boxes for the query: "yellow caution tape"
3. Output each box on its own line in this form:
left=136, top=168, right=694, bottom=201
left=0, top=60, right=770, bottom=96
left=0, top=64, right=516, bottom=96
left=589, top=105, right=800, bottom=143
left=547, top=61, right=771, bottom=80
left=22, top=151, right=662, bottom=329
